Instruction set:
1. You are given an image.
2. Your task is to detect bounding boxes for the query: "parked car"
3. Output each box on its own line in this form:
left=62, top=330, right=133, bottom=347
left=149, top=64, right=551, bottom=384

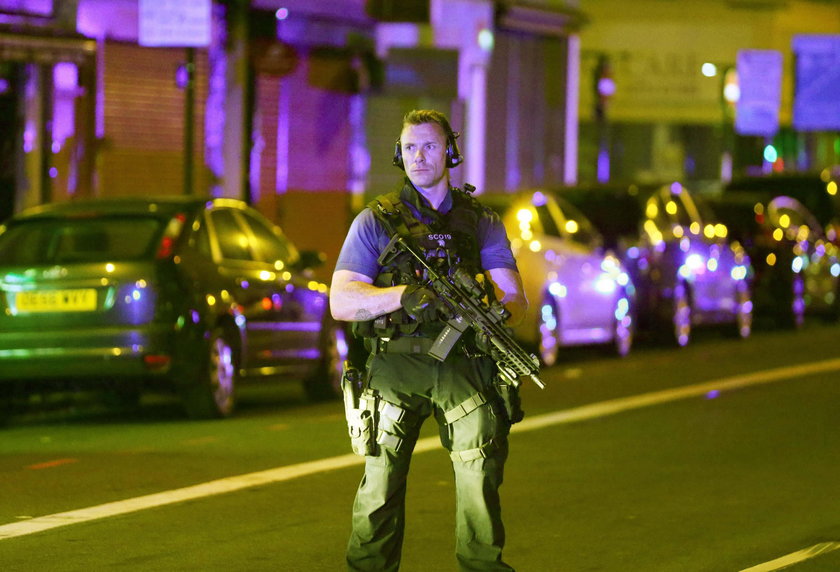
left=0, top=197, right=347, bottom=419
left=558, top=182, right=753, bottom=346
left=494, top=191, right=635, bottom=366
left=723, top=169, right=840, bottom=242
left=707, top=192, right=840, bottom=328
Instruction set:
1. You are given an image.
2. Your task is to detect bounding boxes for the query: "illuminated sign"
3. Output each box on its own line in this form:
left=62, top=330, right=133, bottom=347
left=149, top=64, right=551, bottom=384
left=138, top=0, right=211, bottom=48
left=735, top=49, right=782, bottom=136
left=0, top=0, right=51, bottom=17
left=792, top=35, right=840, bottom=131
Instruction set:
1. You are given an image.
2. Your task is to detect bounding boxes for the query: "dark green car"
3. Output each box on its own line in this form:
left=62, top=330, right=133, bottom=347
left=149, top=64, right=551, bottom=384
left=0, top=197, right=347, bottom=419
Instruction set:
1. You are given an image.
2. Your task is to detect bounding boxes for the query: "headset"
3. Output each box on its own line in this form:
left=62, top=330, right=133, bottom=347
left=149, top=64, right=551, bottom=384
left=393, top=126, right=463, bottom=170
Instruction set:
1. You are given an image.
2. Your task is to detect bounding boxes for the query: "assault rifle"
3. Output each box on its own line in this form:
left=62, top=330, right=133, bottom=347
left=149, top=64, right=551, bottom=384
left=380, top=235, right=545, bottom=389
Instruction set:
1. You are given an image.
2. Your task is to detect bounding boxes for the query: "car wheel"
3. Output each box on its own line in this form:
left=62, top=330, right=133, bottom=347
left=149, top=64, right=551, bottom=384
left=830, top=281, right=840, bottom=323
left=182, top=326, right=237, bottom=419
left=303, top=318, right=347, bottom=402
left=732, top=281, right=753, bottom=339
left=538, top=296, right=561, bottom=367
left=672, top=282, right=692, bottom=347
left=791, top=273, right=806, bottom=328
left=613, top=298, right=634, bottom=357
left=777, top=272, right=806, bottom=329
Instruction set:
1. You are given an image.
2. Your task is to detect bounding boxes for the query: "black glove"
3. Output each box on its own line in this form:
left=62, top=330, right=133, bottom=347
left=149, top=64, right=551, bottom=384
left=489, top=300, right=511, bottom=321
left=401, top=285, right=444, bottom=323
left=475, top=331, right=505, bottom=361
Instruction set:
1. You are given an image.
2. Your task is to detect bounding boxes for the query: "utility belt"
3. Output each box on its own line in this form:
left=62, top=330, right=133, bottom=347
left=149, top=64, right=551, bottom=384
left=373, top=334, right=485, bottom=359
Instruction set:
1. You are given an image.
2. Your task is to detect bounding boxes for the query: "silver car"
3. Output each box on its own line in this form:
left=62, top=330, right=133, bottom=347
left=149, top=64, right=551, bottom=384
left=498, top=191, right=635, bottom=366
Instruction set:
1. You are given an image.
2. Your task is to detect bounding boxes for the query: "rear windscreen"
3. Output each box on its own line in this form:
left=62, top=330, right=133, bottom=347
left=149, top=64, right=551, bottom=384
left=0, top=216, right=165, bottom=265
left=562, top=192, right=642, bottom=248
left=725, top=177, right=839, bottom=226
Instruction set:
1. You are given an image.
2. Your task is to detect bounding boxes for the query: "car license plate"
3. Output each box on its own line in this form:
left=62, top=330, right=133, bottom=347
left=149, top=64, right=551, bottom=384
left=15, top=289, right=97, bottom=312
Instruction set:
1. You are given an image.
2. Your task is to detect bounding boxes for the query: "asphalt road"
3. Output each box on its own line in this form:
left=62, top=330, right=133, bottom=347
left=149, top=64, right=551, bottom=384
left=1, top=323, right=839, bottom=571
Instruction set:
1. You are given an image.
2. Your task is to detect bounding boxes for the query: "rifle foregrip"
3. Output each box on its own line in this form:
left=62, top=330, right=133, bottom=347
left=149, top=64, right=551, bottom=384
left=391, top=237, right=546, bottom=389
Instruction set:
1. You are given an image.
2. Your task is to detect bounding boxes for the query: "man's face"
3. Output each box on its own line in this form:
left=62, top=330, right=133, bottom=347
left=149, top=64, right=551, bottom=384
left=399, top=122, right=448, bottom=191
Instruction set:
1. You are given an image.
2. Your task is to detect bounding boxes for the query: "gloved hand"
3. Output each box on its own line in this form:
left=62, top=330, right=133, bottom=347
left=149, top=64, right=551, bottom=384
left=400, top=285, right=445, bottom=323
left=489, top=300, right=511, bottom=321
left=475, top=331, right=506, bottom=361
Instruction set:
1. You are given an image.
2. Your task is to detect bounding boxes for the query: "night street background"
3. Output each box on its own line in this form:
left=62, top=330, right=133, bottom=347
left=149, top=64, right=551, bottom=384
left=1, top=324, right=839, bottom=571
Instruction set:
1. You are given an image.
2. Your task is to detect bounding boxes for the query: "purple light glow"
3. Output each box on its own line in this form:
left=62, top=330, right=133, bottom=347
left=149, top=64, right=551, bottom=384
left=597, top=149, right=610, bottom=183
left=77, top=0, right=138, bottom=41
left=176, top=64, right=190, bottom=89
left=23, top=123, right=35, bottom=153
left=53, top=62, right=78, bottom=91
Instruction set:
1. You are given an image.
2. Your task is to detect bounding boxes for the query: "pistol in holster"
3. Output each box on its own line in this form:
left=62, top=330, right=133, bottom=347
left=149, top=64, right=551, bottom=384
left=341, top=360, right=378, bottom=456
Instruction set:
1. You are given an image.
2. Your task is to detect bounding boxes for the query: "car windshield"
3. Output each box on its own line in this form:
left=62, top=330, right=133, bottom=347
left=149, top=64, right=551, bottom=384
left=561, top=190, right=642, bottom=248
left=552, top=197, right=600, bottom=246
left=725, top=175, right=840, bottom=226
left=706, top=199, right=759, bottom=238
left=0, top=216, right=164, bottom=265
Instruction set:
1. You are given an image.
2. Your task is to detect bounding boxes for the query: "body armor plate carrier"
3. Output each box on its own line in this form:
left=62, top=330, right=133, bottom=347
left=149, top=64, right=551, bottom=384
left=353, top=182, right=493, bottom=341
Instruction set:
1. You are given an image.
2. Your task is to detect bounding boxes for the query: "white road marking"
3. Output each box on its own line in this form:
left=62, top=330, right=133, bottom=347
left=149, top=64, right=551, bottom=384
left=513, top=358, right=840, bottom=432
left=739, top=541, right=840, bottom=571
left=2, top=357, right=839, bottom=541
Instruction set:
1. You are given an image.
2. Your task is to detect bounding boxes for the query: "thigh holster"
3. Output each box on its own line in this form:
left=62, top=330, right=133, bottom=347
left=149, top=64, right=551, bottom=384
left=345, top=387, right=379, bottom=457
left=342, top=362, right=417, bottom=456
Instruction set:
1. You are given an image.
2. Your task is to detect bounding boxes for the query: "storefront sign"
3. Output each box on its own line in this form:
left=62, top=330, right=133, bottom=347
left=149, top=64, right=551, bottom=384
left=735, top=49, right=782, bottom=136
left=0, top=0, right=51, bottom=17
left=139, top=0, right=211, bottom=48
left=792, top=35, right=840, bottom=131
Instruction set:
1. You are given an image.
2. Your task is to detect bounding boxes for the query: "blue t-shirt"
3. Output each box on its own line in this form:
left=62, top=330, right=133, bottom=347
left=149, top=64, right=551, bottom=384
left=335, top=186, right=518, bottom=279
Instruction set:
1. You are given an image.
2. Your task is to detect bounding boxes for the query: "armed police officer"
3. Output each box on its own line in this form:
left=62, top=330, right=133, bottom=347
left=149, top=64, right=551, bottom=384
left=331, top=110, right=528, bottom=571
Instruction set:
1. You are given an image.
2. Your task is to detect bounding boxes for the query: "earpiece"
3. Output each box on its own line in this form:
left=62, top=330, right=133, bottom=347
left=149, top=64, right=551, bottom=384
left=446, top=132, right=463, bottom=168
left=393, top=130, right=463, bottom=170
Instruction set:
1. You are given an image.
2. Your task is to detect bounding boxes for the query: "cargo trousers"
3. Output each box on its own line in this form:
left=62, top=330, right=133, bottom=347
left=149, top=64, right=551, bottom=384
left=346, top=350, right=514, bottom=571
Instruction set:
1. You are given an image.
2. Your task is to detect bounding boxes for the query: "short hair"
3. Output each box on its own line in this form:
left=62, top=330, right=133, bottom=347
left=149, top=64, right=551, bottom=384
left=402, top=109, right=456, bottom=140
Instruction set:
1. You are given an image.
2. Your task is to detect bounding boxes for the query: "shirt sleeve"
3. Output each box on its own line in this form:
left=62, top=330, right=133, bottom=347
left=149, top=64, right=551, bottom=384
left=477, top=208, right=519, bottom=272
left=333, top=208, right=389, bottom=279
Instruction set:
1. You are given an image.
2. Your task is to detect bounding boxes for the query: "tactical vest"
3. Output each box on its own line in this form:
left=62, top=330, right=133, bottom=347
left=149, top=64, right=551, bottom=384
left=356, top=182, right=491, bottom=340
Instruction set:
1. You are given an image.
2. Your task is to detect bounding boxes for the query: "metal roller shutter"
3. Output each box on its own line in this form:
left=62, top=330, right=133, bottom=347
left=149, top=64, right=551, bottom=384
left=99, top=41, right=207, bottom=197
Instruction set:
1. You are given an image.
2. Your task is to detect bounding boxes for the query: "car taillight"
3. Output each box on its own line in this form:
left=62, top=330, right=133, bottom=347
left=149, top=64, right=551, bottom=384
left=156, top=213, right=186, bottom=259
left=143, top=354, right=172, bottom=371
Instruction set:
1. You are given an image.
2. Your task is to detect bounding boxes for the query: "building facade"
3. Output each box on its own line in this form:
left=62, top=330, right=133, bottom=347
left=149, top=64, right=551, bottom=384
left=0, top=0, right=585, bottom=277
left=576, top=0, right=840, bottom=187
